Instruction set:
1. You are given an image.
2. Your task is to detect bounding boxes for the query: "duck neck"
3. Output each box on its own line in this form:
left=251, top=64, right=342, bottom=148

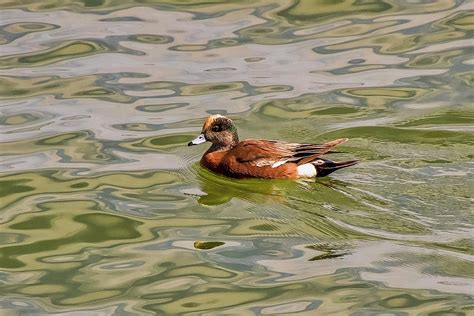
left=206, top=134, right=239, bottom=154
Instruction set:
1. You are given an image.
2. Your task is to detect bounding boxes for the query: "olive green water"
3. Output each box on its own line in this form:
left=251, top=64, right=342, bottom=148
left=0, top=1, right=473, bottom=315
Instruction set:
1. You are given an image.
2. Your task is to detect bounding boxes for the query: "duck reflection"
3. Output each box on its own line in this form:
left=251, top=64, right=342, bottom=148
left=193, top=167, right=291, bottom=205
left=192, top=165, right=351, bottom=206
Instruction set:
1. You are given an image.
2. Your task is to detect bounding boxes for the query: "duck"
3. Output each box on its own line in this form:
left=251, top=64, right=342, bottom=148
left=188, top=114, right=358, bottom=179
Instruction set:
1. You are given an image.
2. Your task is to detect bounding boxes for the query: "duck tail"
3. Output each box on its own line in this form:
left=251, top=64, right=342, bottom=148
left=312, top=159, right=359, bottom=177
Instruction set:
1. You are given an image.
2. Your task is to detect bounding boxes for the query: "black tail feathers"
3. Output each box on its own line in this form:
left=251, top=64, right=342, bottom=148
left=312, top=159, right=358, bottom=177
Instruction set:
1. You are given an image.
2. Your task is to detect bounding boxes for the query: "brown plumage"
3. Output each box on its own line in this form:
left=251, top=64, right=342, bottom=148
left=188, top=115, right=358, bottom=179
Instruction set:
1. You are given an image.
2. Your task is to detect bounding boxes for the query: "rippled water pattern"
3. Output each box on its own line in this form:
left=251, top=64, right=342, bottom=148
left=1, top=0, right=473, bottom=315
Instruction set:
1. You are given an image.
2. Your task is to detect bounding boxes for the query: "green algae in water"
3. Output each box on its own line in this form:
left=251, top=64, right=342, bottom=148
left=194, top=241, right=225, bottom=250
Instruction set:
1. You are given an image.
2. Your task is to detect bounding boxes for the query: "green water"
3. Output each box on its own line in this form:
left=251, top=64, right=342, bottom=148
left=0, top=0, right=473, bottom=314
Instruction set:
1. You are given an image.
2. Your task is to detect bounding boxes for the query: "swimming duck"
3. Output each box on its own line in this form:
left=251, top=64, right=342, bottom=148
left=188, top=115, right=358, bottom=179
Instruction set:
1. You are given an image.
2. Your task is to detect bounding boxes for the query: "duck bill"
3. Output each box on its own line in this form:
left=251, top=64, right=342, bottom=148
left=316, top=159, right=358, bottom=177
left=188, top=133, right=206, bottom=146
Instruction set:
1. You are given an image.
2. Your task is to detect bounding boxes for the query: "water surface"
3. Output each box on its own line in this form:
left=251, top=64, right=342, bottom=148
left=0, top=0, right=473, bottom=315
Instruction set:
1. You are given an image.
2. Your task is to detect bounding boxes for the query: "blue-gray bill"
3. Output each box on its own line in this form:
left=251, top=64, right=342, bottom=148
left=188, top=134, right=206, bottom=146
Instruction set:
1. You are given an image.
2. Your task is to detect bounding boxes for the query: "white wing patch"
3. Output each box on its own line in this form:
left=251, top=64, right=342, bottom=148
left=296, top=163, right=317, bottom=177
left=254, top=160, right=273, bottom=167
left=271, top=160, right=288, bottom=168
left=253, top=159, right=288, bottom=168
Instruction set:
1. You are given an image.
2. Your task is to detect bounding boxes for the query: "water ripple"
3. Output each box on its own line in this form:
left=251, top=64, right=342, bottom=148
left=1, top=0, right=473, bottom=314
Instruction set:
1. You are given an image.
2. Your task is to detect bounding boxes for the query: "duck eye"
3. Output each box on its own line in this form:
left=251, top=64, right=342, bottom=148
left=212, top=125, right=222, bottom=132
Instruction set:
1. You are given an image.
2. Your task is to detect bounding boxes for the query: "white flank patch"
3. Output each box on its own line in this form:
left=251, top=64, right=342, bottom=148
left=297, top=163, right=317, bottom=177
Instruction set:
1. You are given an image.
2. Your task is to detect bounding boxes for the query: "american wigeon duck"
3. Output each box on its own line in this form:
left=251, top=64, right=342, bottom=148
left=188, top=115, right=358, bottom=179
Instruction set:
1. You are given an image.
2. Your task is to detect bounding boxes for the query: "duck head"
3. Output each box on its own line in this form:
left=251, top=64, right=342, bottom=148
left=188, top=115, right=239, bottom=150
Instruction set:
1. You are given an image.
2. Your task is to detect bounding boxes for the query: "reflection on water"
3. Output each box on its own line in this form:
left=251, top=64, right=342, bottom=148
left=1, top=0, right=473, bottom=314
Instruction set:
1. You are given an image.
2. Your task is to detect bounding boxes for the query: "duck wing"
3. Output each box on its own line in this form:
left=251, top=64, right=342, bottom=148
left=230, top=138, right=348, bottom=168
